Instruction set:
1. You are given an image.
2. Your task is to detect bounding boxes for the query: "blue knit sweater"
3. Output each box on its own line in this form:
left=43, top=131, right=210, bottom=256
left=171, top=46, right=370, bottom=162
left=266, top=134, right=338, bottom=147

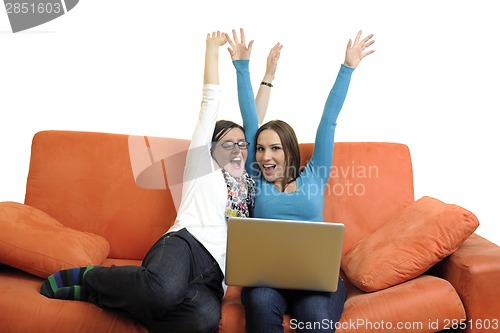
left=234, top=60, right=353, bottom=221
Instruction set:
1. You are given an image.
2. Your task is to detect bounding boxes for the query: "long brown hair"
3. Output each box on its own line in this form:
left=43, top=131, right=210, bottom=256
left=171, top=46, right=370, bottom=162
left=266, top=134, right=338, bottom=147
left=256, top=120, right=301, bottom=191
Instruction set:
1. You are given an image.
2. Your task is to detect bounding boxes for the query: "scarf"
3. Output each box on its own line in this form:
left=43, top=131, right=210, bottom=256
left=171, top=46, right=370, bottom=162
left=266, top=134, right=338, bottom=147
left=222, top=169, right=255, bottom=221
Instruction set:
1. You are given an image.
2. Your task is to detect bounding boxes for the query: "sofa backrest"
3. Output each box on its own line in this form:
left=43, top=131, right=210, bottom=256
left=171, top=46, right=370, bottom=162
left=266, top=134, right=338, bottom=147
left=25, top=131, right=188, bottom=260
left=299, top=142, right=414, bottom=254
left=24, top=131, right=414, bottom=260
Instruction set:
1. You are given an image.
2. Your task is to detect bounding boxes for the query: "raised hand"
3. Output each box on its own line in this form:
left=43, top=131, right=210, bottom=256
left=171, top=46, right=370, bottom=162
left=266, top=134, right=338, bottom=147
left=256, top=42, right=283, bottom=124
left=264, top=42, right=283, bottom=81
left=204, top=30, right=227, bottom=85
left=226, top=28, right=254, bottom=61
left=344, top=30, right=375, bottom=69
left=206, top=30, right=228, bottom=48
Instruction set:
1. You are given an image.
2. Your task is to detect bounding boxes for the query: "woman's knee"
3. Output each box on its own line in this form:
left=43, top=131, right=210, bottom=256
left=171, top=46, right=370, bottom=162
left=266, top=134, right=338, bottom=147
left=242, top=287, right=273, bottom=306
left=291, top=282, right=347, bottom=324
left=142, top=276, right=186, bottom=311
left=186, top=289, right=221, bottom=333
left=190, top=307, right=221, bottom=333
left=242, top=287, right=287, bottom=316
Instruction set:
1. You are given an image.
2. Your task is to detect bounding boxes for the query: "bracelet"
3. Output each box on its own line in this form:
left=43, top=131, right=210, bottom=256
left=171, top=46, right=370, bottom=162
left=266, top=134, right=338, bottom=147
left=261, top=81, right=273, bottom=88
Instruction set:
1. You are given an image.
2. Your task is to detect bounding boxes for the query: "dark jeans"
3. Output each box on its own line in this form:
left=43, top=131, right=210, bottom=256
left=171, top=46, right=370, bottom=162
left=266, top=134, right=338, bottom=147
left=84, top=228, right=224, bottom=333
left=241, top=278, right=346, bottom=333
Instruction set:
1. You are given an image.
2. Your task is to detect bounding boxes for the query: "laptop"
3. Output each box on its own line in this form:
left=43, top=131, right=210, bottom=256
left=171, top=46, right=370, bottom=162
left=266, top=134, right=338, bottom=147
left=225, top=217, right=344, bottom=292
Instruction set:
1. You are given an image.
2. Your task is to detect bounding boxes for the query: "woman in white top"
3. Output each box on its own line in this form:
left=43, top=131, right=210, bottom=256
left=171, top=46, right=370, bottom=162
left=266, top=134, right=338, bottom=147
left=40, top=31, right=280, bottom=333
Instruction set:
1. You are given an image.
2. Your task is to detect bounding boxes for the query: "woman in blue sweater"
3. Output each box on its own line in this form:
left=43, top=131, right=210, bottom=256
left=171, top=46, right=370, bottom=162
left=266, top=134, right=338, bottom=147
left=226, top=28, right=374, bottom=332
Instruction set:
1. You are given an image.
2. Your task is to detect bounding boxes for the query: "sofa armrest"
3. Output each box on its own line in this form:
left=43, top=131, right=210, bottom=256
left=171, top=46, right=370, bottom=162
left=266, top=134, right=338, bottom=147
left=433, top=233, right=500, bottom=333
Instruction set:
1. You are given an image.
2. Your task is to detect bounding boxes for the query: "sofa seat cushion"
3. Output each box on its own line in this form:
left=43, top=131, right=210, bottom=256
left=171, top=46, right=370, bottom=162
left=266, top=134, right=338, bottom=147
left=342, top=196, right=479, bottom=292
left=0, top=266, right=148, bottom=333
left=338, top=275, right=466, bottom=333
left=0, top=201, right=110, bottom=278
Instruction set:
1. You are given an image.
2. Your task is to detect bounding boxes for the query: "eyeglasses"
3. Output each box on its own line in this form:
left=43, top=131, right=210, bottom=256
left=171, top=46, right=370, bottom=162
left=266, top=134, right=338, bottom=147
left=219, top=141, right=250, bottom=150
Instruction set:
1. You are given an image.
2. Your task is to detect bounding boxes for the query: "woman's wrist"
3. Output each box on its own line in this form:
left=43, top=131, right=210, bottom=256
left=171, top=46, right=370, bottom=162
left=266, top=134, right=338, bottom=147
left=262, top=73, right=274, bottom=83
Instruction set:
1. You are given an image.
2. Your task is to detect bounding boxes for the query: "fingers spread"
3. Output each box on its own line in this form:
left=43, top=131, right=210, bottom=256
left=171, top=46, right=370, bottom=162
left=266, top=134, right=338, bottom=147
left=240, top=28, right=246, bottom=44
left=232, top=29, right=239, bottom=43
left=354, top=30, right=362, bottom=44
left=225, top=33, right=235, bottom=47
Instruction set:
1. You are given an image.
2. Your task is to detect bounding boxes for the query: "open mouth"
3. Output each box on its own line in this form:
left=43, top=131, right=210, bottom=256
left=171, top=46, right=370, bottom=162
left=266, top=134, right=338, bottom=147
left=230, top=157, right=242, bottom=168
left=262, top=164, right=276, bottom=174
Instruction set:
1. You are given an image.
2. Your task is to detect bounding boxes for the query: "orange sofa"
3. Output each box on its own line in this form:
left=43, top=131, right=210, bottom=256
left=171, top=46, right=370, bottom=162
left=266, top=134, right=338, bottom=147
left=1, top=130, right=499, bottom=333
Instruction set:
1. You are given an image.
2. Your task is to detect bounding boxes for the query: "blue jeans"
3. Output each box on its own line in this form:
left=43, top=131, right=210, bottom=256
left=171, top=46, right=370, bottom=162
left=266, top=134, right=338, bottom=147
left=84, top=228, right=224, bottom=333
left=241, top=278, right=346, bottom=333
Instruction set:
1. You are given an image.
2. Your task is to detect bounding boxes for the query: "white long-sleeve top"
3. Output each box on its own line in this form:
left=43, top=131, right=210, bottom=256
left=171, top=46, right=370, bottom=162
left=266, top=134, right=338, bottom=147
left=167, top=84, right=229, bottom=283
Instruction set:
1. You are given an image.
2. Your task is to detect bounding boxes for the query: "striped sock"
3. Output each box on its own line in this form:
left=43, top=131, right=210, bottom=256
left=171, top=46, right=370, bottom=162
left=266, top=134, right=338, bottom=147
left=53, top=285, right=89, bottom=301
left=40, top=266, right=96, bottom=298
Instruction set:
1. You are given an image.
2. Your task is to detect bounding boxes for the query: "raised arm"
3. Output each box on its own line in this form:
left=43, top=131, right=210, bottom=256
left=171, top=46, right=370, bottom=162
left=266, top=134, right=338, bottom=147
left=189, top=31, right=227, bottom=149
left=310, top=30, right=375, bottom=171
left=227, top=28, right=282, bottom=124
left=226, top=28, right=259, bottom=174
left=204, top=31, right=227, bottom=85
left=255, top=42, right=282, bottom=124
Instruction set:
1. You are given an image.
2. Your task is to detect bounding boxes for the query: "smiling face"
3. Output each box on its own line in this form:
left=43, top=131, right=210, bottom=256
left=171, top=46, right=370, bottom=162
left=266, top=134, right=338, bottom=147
left=212, top=127, right=248, bottom=178
left=255, top=120, right=301, bottom=190
left=255, top=129, right=286, bottom=184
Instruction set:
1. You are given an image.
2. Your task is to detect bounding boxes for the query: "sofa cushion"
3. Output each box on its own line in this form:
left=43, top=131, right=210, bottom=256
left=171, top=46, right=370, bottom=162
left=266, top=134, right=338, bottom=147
left=0, top=266, right=148, bottom=333
left=340, top=275, right=466, bottom=332
left=0, top=201, right=110, bottom=278
left=342, top=196, right=479, bottom=292
left=24, top=131, right=183, bottom=260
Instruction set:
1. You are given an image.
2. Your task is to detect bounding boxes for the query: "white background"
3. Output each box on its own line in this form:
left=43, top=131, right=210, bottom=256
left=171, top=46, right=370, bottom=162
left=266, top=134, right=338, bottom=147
left=1, top=1, right=498, bottom=245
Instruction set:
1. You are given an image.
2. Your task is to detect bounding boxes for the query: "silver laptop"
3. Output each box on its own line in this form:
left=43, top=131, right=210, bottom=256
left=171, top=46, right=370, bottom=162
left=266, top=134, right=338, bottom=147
left=225, top=217, right=344, bottom=292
